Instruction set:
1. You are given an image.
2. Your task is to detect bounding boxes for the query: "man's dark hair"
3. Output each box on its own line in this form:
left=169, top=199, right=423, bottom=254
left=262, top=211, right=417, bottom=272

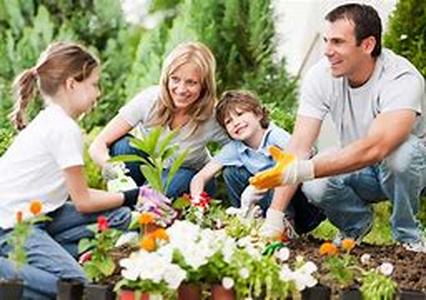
left=325, top=3, right=382, bottom=57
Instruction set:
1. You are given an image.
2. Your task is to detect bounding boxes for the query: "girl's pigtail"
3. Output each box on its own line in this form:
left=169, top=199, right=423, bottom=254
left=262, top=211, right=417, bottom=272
left=10, top=68, right=38, bottom=130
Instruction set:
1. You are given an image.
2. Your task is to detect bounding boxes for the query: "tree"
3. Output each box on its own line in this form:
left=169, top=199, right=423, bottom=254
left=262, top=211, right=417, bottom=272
left=384, top=0, right=426, bottom=78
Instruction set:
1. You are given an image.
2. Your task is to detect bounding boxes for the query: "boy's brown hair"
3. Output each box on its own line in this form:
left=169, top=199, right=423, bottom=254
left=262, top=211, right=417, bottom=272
left=216, top=90, right=269, bottom=129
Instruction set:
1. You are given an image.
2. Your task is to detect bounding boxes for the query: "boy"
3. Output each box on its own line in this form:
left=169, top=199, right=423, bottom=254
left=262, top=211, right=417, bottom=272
left=190, top=90, right=324, bottom=236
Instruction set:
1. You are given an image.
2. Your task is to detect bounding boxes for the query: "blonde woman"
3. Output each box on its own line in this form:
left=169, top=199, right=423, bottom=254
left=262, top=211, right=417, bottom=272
left=89, top=42, right=228, bottom=198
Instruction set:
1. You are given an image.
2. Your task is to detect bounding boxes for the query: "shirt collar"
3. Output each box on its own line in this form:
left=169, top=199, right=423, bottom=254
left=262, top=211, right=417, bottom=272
left=236, top=123, right=274, bottom=154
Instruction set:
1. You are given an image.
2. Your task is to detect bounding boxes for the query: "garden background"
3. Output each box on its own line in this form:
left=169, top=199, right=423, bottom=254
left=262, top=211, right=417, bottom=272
left=0, top=0, right=425, bottom=245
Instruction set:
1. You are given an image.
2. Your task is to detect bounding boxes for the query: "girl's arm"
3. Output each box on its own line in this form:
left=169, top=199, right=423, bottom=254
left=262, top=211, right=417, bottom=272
left=64, top=165, right=125, bottom=213
left=89, top=115, right=133, bottom=167
left=190, top=160, right=223, bottom=198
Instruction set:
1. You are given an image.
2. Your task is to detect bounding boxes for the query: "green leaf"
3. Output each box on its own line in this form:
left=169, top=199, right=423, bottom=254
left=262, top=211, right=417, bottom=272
left=165, top=148, right=188, bottom=192
left=110, top=154, right=145, bottom=163
left=78, top=238, right=96, bottom=254
left=141, top=165, right=163, bottom=193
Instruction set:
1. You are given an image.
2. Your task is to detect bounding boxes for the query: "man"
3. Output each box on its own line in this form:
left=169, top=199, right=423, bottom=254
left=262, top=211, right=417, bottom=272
left=254, top=3, right=426, bottom=252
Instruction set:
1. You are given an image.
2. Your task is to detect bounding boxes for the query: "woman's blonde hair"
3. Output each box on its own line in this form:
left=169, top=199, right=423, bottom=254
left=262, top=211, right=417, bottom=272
left=148, top=41, right=216, bottom=133
left=10, top=42, right=99, bottom=130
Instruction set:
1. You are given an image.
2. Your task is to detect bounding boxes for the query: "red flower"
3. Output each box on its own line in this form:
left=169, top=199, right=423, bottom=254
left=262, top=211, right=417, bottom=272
left=78, top=250, right=92, bottom=264
left=97, top=215, right=109, bottom=232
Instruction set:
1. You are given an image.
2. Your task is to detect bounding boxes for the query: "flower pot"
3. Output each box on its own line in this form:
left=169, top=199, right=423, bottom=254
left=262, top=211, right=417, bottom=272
left=210, top=284, right=236, bottom=300
left=178, top=283, right=202, bottom=300
left=302, top=284, right=331, bottom=300
left=119, top=289, right=163, bottom=300
left=57, top=279, right=84, bottom=300
left=399, top=289, right=426, bottom=300
left=340, top=287, right=362, bottom=300
left=0, top=278, right=23, bottom=300
left=85, top=283, right=115, bottom=300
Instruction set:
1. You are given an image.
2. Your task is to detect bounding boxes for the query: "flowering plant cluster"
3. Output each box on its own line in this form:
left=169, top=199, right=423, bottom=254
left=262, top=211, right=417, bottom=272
left=173, top=193, right=227, bottom=229
left=138, top=212, right=169, bottom=252
left=78, top=216, right=122, bottom=282
left=319, top=240, right=397, bottom=299
left=8, top=200, right=51, bottom=268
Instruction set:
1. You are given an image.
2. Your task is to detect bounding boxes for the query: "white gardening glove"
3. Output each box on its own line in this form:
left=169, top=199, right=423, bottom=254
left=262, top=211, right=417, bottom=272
left=250, top=146, right=315, bottom=189
left=282, top=159, right=315, bottom=185
left=102, top=162, right=126, bottom=181
left=240, top=185, right=267, bottom=217
left=260, top=208, right=298, bottom=240
left=260, top=208, right=285, bottom=239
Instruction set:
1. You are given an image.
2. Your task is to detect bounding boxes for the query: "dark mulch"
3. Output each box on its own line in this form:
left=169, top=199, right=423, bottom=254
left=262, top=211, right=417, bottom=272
left=288, top=235, right=426, bottom=295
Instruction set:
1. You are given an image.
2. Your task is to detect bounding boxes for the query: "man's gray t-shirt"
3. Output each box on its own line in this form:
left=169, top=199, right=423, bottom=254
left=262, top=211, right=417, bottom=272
left=119, top=86, right=228, bottom=170
left=298, top=49, right=425, bottom=147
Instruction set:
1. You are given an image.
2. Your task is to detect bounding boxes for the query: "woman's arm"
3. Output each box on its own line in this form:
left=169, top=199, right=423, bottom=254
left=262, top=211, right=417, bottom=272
left=190, top=160, right=223, bottom=198
left=64, top=165, right=125, bottom=213
left=89, top=115, right=133, bottom=167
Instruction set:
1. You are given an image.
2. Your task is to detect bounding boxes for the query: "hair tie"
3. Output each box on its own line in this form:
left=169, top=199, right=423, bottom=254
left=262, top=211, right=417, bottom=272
left=31, top=68, right=38, bottom=77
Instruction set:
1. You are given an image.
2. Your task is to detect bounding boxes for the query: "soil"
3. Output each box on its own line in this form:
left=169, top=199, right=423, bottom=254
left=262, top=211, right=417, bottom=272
left=288, top=235, right=426, bottom=296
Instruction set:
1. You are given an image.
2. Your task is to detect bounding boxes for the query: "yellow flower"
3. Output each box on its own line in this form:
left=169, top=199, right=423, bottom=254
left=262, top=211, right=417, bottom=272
left=30, top=200, right=42, bottom=215
left=138, top=212, right=154, bottom=225
left=152, top=228, right=169, bottom=241
left=341, top=239, right=356, bottom=252
left=319, top=242, right=338, bottom=256
left=140, top=235, right=156, bottom=252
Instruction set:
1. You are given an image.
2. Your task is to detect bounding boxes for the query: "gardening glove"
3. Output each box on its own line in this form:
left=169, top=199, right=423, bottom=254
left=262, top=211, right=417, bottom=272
left=249, top=145, right=314, bottom=189
left=240, top=185, right=267, bottom=218
left=122, top=188, right=140, bottom=208
left=102, top=162, right=126, bottom=181
left=260, top=208, right=298, bottom=240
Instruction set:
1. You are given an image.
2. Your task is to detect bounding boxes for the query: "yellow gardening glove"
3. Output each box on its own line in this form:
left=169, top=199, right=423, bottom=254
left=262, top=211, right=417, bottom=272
left=249, top=145, right=314, bottom=189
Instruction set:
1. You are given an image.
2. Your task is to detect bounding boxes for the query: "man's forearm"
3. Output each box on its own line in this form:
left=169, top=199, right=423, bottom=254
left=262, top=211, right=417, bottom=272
left=270, top=185, right=300, bottom=212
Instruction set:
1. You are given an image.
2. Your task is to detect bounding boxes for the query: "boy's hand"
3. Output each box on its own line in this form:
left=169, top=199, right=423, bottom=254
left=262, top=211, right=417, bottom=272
left=240, top=185, right=267, bottom=217
left=249, top=146, right=314, bottom=189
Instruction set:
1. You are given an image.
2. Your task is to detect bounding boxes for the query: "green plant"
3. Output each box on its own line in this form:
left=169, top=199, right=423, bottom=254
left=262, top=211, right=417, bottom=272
left=360, top=268, right=397, bottom=300
left=0, top=127, right=15, bottom=156
left=319, top=240, right=359, bottom=287
left=111, top=127, right=188, bottom=194
left=78, top=215, right=122, bottom=282
left=384, top=0, right=426, bottom=78
left=8, top=200, right=51, bottom=269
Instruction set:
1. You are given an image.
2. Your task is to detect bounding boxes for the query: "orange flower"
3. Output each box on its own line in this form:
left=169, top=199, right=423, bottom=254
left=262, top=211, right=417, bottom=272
left=16, top=211, right=23, bottom=223
left=319, top=242, right=338, bottom=256
left=140, top=235, right=156, bottom=252
left=152, top=228, right=169, bottom=241
left=30, top=200, right=42, bottom=215
left=138, top=212, right=154, bottom=225
left=341, top=239, right=356, bottom=252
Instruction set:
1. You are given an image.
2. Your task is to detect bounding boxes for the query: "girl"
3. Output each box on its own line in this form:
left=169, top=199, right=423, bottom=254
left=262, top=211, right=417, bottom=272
left=0, top=42, right=139, bottom=299
left=89, top=41, right=228, bottom=198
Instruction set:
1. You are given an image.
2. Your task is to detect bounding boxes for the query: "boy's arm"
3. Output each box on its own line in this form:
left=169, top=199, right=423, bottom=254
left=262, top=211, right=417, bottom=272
left=190, top=160, right=223, bottom=198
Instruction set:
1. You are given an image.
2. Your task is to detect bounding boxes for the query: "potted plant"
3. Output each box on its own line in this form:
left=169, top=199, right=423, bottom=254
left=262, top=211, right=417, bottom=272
left=0, top=200, right=50, bottom=300
left=78, top=215, right=122, bottom=300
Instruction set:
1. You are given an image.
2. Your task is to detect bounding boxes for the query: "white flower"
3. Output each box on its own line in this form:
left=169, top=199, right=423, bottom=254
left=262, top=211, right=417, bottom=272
left=378, top=262, right=394, bottom=276
left=400, top=34, right=408, bottom=40
left=360, top=253, right=371, bottom=265
left=275, top=247, right=290, bottom=262
left=239, top=268, right=250, bottom=279
left=222, top=277, right=234, bottom=290
left=163, top=264, right=186, bottom=289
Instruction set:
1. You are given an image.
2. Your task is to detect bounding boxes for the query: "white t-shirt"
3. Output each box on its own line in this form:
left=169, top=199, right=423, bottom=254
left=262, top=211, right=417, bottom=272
left=0, top=104, right=84, bottom=229
left=119, top=86, right=228, bottom=170
left=299, top=49, right=425, bottom=147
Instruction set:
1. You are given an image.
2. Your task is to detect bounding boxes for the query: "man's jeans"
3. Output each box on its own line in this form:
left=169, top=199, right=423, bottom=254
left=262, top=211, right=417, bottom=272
left=110, top=135, right=215, bottom=198
left=0, top=202, right=131, bottom=299
left=223, top=166, right=325, bottom=234
left=303, top=135, right=426, bottom=243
